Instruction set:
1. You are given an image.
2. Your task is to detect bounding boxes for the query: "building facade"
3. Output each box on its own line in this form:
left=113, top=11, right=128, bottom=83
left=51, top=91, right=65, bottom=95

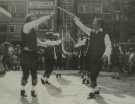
left=0, top=0, right=134, bottom=43
left=76, top=0, right=135, bottom=42
left=76, top=0, right=121, bottom=41
left=28, top=0, right=57, bottom=32
left=0, top=0, right=57, bottom=43
left=0, top=0, right=27, bottom=43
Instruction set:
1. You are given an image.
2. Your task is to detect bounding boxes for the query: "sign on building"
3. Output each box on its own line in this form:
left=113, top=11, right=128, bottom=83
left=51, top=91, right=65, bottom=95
left=29, top=1, right=54, bottom=9
left=78, top=3, right=102, bottom=14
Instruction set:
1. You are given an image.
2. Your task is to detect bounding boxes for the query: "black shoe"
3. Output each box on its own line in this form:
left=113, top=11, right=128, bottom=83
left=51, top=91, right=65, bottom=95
left=81, top=75, right=83, bottom=79
left=59, top=74, right=62, bottom=78
left=45, top=80, right=50, bottom=85
left=41, top=78, right=45, bottom=85
left=88, top=92, right=95, bottom=99
left=31, top=90, right=37, bottom=97
left=116, top=76, right=120, bottom=80
left=112, top=76, right=115, bottom=79
left=56, top=74, right=62, bottom=78
left=95, top=90, right=100, bottom=95
left=56, top=74, right=59, bottom=78
left=21, top=90, right=27, bottom=97
left=86, top=80, right=89, bottom=85
left=0, top=70, right=6, bottom=75
left=82, top=79, right=86, bottom=84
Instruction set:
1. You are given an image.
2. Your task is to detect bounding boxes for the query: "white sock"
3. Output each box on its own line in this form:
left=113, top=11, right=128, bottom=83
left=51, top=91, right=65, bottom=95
left=21, top=85, right=26, bottom=91
left=31, top=86, right=36, bottom=91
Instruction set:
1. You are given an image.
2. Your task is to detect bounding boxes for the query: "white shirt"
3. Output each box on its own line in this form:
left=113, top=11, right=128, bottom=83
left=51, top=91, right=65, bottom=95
left=129, top=52, right=135, bottom=64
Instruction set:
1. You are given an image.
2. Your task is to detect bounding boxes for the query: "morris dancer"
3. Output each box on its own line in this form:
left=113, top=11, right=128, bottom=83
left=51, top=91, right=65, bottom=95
left=41, top=36, right=61, bottom=85
left=75, top=36, right=89, bottom=84
left=111, top=42, right=121, bottom=79
left=73, top=16, right=112, bottom=98
left=20, top=13, right=54, bottom=97
left=54, top=33, right=63, bottom=78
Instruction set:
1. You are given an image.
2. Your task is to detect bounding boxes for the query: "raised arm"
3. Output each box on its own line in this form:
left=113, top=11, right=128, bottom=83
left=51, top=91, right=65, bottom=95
left=34, top=15, right=51, bottom=26
left=23, top=14, right=54, bottom=34
left=74, top=17, right=92, bottom=36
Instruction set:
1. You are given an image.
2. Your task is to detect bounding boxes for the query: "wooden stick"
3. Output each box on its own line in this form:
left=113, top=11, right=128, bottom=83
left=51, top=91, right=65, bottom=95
left=57, top=7, right=75, bottom=18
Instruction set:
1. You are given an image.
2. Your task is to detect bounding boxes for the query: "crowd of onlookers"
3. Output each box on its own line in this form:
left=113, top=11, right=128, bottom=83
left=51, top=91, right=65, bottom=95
left=0, top=41, right=135, bottom=78
left=105, top=42, right=135, bottom=78
left=0, top=42, right=21, bottom=72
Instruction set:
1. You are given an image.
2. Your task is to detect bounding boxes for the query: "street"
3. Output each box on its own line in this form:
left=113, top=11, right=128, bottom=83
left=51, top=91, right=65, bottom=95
left=0, top=71, right=135, bottom=104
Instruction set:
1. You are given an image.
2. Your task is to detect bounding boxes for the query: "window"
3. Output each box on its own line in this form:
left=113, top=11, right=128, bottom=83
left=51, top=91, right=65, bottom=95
left=0, top=24, right=7, bottom=32
left=9, top=5, right=16, bottom=17
left=9, top=24, right=16, bottom=33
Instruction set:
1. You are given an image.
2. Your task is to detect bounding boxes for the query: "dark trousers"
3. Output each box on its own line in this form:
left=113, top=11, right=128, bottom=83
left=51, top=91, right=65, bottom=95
left=55, top=55, right=62, bottom=69
left=21, top=51, right=38, bottom=86
left=79, top=53, right=87, bottom=71
left=86, top=54, right=102, bottom=88
left=43, top=57, right=54, bottom=78
left=87, top=64, right=101, bottom=88
left=2, top=55, right=10, bottom=70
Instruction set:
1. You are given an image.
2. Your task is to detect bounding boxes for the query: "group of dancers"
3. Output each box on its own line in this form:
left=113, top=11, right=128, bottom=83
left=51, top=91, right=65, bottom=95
left=20, top=10, right=112, bottom=99
left=1, top=5, right=135, bottom=99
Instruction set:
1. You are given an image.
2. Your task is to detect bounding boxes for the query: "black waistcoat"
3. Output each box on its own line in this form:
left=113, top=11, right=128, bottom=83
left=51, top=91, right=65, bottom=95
left=21, top=28, right=37, bottom=51
left=87, top=31, right=105, bottom=58
left=44, top=47, right=54, bottom=59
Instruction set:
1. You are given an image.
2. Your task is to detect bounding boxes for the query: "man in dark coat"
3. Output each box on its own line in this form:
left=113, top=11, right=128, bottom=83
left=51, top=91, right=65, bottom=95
left=73, top=17, right=112, bottom=98
left=20, top=13, right=54, bottom=97
left=55, top=44, right=63, bottom=78
left=41, top=36, right=61, bottom=84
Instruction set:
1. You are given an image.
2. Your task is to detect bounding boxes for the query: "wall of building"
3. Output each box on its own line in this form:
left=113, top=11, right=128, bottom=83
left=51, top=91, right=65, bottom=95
left=0, top=0, right=57, bottom=43
left=76, top=0, right=120, bottom=41
left=0, top=0, right=27, bottom=43
left=0, top=0, right=135, bottom=43
left=76, top=0, right=135, bottom=42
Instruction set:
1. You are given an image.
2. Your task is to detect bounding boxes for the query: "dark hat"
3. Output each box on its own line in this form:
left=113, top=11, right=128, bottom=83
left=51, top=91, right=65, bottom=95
left=3, top=42, right=10, bottom=46
left=25, top=13, right=35, bottom=23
